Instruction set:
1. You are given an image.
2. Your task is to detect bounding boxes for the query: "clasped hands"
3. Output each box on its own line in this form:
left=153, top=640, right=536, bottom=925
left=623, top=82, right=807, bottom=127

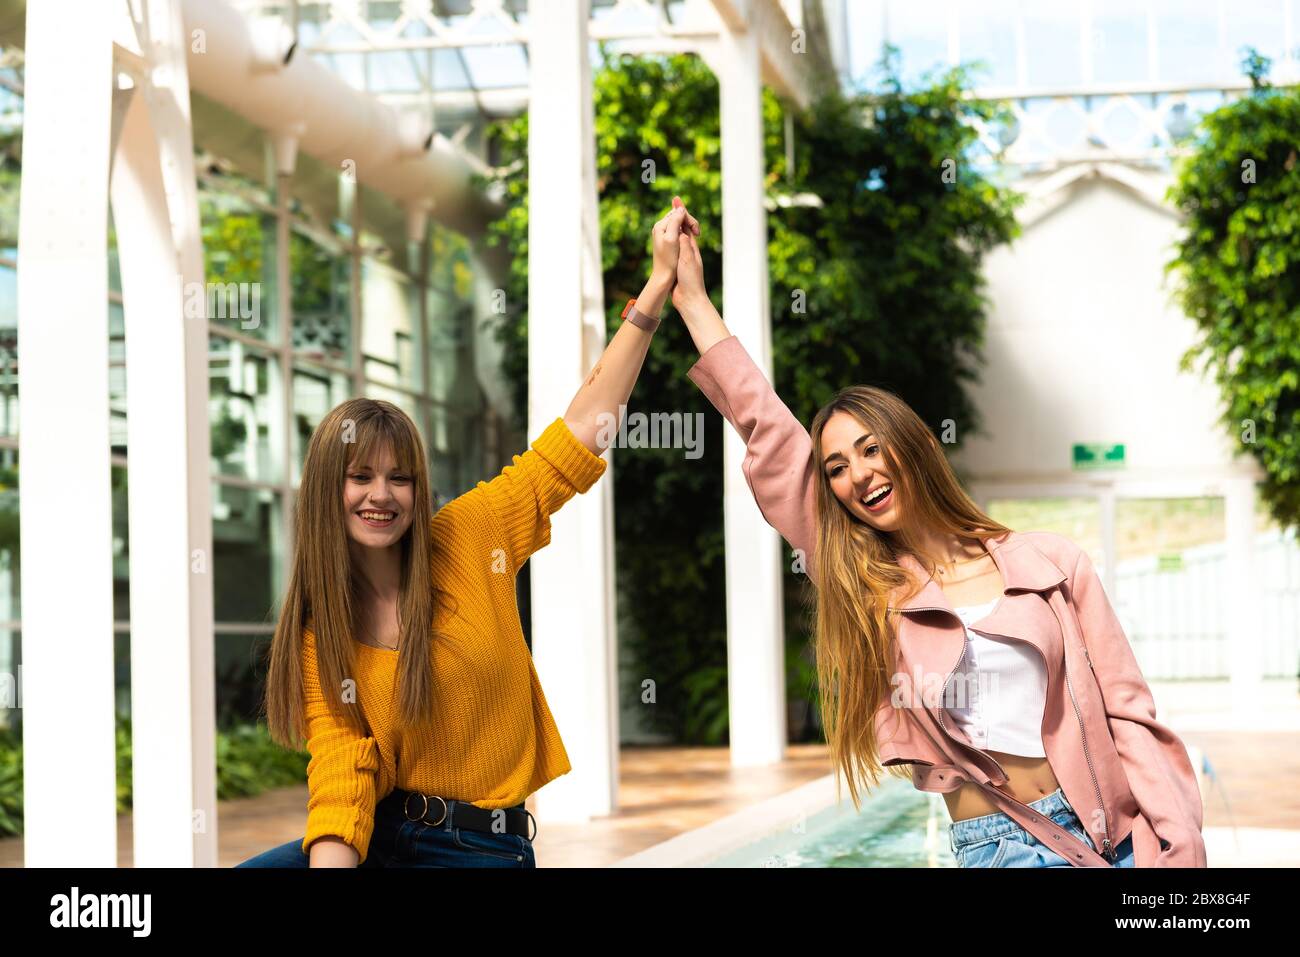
left=647, top=196, right=709, bottom=317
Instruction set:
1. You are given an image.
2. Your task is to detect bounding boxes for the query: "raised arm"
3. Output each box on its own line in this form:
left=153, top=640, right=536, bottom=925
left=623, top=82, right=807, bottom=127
left=674, top=231, right=820, bottom=585
left=446, top=199, right=700, bottom=575
left=562, top=197, right=699, bottom=454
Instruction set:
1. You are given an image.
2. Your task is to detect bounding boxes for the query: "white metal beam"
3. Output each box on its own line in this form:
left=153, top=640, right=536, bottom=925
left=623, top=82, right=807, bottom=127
left=714, top=12, right=787, bottom=768
left=17, top=0, right=116, bottom=867
left=110, top=0, right=219, bottom=868
left=526, top=0, right=618, bottom=824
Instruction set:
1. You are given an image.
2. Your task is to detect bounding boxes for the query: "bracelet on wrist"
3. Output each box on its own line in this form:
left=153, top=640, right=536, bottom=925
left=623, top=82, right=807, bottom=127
left=621, top=298, right=661, bottom=333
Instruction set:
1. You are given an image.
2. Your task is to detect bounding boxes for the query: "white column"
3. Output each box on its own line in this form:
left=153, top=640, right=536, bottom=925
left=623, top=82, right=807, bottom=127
left=1224, top=476, right=1263, bottom=712
left=110, top=0, right=218, bottom=866
left=17, top=1, right=117, bottom=866
left=717, top=18, right=787, bottom=766
left=527, top=0, right=617, bottom=823
left=1098, top=485, right=1118, bottom=595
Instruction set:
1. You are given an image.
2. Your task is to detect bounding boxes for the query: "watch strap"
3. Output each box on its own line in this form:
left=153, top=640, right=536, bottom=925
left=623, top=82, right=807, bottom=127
left=621, top=298, right=661, bottom=334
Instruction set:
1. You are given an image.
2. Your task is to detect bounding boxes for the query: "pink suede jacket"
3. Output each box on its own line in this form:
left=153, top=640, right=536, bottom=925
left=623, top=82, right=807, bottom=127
left=687, top=335, right=1208, bottom=868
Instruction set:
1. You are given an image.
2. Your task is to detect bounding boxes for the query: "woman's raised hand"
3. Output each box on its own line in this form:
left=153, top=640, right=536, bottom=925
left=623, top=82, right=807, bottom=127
left=650, top=196, right=699, bottom=292
left=667, top=203, right=730, bottom=356
left=672, top=223, right=707, bottom=314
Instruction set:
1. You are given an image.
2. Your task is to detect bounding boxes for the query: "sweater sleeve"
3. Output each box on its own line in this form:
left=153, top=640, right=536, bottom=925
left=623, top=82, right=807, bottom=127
left=474, top=417, right=608, bottom=576
left=299, top=629, right=381, bottom=865
left=1068, top=547, right=1208, bottom=867
left=686, top=335, right=820, bottom=584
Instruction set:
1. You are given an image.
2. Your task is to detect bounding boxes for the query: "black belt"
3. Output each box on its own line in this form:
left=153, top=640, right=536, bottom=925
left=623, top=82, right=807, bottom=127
left=387, top=788, right=537, bottom=841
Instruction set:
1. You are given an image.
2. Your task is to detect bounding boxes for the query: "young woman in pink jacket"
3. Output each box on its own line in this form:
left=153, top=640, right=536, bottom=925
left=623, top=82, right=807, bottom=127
left=665, top=208, right=1206, bottom=869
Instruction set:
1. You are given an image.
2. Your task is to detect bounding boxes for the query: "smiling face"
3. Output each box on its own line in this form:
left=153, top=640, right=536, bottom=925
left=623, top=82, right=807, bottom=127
left=819, top=409, right=902, bottom=532
left=343, top=442, right=416, bottom=548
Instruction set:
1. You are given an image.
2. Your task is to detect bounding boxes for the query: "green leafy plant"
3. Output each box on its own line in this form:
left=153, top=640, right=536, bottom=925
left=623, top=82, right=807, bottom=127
left=1164, top=47, right=1300, bottom=530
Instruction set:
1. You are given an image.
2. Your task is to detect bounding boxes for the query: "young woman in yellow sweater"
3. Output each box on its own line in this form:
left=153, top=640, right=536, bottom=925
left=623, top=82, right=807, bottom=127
left=236, top=200, right=700, bottom=868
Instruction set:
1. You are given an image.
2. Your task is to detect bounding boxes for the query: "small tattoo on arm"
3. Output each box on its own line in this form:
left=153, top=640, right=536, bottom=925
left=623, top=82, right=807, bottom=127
left=584, top=363, right=602, bottom=387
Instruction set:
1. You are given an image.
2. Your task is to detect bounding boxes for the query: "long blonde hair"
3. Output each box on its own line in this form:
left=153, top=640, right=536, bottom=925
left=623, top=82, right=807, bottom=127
left=808, top=385, right=1011, bottom=809
left=263, top=398, right=449, bottom=747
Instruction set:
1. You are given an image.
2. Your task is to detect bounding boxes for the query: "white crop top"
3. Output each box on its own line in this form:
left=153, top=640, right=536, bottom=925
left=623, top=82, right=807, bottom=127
left=942, top=596, right=1048, bottom=758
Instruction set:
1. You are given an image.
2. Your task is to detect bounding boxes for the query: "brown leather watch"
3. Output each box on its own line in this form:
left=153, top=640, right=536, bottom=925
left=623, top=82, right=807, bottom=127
left=621, top=298, right=661, bottom=333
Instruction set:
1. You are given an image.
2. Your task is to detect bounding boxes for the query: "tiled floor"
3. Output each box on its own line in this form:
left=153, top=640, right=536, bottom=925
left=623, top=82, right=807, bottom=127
left=2, top=679, right=1297, bottom=867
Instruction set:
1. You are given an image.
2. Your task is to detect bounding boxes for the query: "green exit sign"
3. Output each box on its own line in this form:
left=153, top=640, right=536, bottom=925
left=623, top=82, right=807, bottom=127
left=1072, top=443, right=1125, bottom=470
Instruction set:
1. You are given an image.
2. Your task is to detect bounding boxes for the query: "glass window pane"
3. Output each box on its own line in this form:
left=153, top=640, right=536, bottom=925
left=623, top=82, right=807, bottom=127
left=0, top=125, right=18, bottom=252
left=215, top=631, right=273, bottom=729
left=213, top=482, right=283, bottom=623
left=429, top=221, right=474, bottom=298
left=110, top=302, right=127, bottom=453
left=959, top=0, right=1020, bottom=88
left=201, top=188, right=276, bottom=342
left=1151, top=0, right=1220, bottom=87
left=1024, top=6, right=1082, bottom=89
left=210, top=335, right=277, bottom=484
left=1091, top=0, right=1151, bottom=85
left=0, top=448, right=17, bottom=624
left=885, top=0, right=949, bottom=88
left=0, top=256, right=14, bottom=440
left=293, top=363, right=353, bottom=485
left=1224, top=0, right=1286, bottom=82
left=0, top=625, right=17, bottom=735
left=426, top=285, right=482, bottom=410
left=360, top=256, right=419, bottom=389
left=291, top=228, right=352, bottom=365
left=112, top=463, right=128, bottom=622
left=428, top=403, right=482, bottom=505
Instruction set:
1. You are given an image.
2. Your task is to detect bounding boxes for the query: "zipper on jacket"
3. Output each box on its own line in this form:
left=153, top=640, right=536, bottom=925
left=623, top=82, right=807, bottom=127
left=908, top=603, right=1116, bottom=863
left=1060, top=643, right=1116, bottom=861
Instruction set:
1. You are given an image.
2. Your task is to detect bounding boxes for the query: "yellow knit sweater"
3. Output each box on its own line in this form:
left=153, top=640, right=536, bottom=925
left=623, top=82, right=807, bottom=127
left=300, top=417, right=607, bottom=863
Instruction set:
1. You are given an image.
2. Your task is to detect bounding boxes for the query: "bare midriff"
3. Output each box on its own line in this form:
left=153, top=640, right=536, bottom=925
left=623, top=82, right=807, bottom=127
left=943, top=749, right=1062, bottom=821
left=933, top=551, right=1062, bottom=822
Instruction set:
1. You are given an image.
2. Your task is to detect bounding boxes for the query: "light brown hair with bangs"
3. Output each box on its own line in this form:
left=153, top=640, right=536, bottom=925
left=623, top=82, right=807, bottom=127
left=262, top=398, right=449, bottom=747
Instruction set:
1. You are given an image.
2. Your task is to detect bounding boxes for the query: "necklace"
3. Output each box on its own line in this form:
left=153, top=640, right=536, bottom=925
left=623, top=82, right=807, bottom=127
left=935, top=546, right=991, bottom=577
left=360, top=619, right=399, bottom=651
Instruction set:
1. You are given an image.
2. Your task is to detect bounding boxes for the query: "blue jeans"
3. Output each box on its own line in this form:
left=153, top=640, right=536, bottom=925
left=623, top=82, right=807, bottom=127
left=948, top=786, right=1135, bottom=868
left=236, top=790, right=537, bottom=868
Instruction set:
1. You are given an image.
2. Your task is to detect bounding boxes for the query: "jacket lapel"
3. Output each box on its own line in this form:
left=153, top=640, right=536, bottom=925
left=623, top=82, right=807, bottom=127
left=889, top=531, right=1071, bottom=698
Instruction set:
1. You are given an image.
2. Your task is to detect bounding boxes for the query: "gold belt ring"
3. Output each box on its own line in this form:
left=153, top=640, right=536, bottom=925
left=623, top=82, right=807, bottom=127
left=402, top=791, right=448, bottom=826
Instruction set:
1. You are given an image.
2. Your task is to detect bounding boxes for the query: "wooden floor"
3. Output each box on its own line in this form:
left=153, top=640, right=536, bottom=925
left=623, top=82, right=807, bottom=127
left=2, top=681, right=1298, bottom=867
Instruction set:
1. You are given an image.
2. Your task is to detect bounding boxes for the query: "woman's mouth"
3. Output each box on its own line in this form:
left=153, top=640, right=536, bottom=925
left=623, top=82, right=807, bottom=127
left=860, top=483, right=892, bottom=513
left=357, top=509, right=397, bottom=527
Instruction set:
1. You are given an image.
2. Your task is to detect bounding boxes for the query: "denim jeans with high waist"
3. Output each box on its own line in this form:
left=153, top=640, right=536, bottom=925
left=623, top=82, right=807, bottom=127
left=948, top=786, right=1135, bottom=868
left=236, top=790, right=536, bottom=868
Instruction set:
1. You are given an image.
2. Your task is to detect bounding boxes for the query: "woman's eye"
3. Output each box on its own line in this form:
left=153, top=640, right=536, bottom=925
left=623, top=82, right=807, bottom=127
left=828, top=465, right=844, bottom=478
left=867, top=445, right=879, bottom=456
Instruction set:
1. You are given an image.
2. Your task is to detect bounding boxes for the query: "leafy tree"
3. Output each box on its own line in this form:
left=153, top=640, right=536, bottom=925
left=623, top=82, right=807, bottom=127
left=1165, top=47, right=1300, bottom=529
left=480, top=47, right=1022, bottom=743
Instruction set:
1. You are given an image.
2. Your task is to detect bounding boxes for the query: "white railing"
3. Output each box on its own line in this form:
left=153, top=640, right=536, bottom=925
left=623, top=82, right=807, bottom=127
left=1114, top=527, right=1300, bottom=680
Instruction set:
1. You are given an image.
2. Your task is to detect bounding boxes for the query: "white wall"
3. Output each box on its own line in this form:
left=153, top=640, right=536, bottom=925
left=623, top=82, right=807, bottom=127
left=951, top=171, right=1255, bottom=486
